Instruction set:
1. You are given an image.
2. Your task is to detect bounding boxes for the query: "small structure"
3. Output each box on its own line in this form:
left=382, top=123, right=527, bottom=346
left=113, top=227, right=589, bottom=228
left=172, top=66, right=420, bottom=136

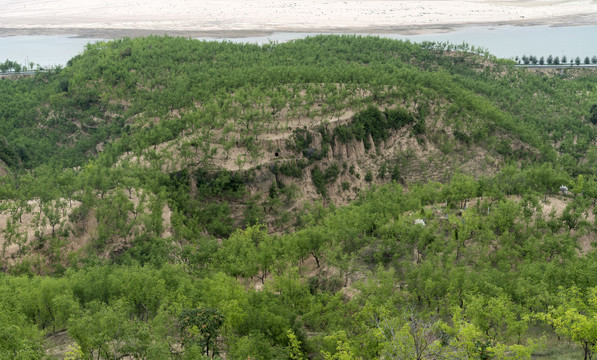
left=414, top=219, right=426, bottom=226
left=559, top=185, right=569, bottom=195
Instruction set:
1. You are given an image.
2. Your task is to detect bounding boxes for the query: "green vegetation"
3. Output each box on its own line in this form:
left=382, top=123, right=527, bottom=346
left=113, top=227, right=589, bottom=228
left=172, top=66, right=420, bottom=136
left=1, top=35, right=597, bottom=359
left=517, top=54, right=597, bottom=65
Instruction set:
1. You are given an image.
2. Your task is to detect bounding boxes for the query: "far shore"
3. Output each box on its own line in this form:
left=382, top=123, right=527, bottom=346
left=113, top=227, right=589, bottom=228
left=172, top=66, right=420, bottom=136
left=0, top=0, right=596, bottom=39
left=0, top=18, right=595, bottom=40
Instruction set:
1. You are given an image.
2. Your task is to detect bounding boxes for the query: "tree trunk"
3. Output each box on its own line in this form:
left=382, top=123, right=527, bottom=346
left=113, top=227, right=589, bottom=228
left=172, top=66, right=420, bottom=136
left=312, top=252, right=320, bottom=268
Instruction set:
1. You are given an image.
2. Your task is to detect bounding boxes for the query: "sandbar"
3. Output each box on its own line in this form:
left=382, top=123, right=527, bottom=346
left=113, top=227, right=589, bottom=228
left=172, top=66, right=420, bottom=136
left=0, top=0, right=596, bottom=38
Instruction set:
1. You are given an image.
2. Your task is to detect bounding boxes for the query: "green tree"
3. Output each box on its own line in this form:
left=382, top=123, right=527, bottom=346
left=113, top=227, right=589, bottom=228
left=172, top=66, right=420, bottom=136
left=445, top=307, right=534, bottom=360
left=288, top=329, right=306, bottom=360
left=179, top=308, right=224, bottom=358
left=0, top=308, right=45, bottom=359
left=540, top=287, right=597, bottom=360
left=547, top=55, right=553, bottom=65
left=68, top=299, right=145, bottom=360
left=293, top=228, right=326, bottom=268
left=219, top=226, right=261, bottom=279
left=322, top=341, right=359, bottom=360
left=528, top=164, right=566, bottom=201
left=376, top=309, right=447, bottom=360
left=445, top=173, right=478, bottom=208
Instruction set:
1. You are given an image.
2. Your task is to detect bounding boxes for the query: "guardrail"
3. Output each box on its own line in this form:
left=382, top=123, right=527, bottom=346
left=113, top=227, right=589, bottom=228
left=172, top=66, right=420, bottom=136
left=0, top=70, right=37, bottom=75
left=515, top=64, right=597, bottom=68
left=0, top=70, right=49, bottom=76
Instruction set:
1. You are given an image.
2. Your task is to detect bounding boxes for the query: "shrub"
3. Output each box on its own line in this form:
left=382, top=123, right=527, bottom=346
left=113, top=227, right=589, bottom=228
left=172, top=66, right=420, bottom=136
left=378, top=163, right=387, bottom=179
left=391, top=164, right=402, bottom=182
left=590, top=104, right=597, bottom=125
left=453, top=129, right=471, bottom=145
left=302, top=146, right=328, bottom=161
left=273, top=160, right=307, bottom=178
left=333, top=106, right=417, bottom=149
left=385, top=107, right=415, bottom=129
left=195, top=170, right=245, bottom=197
left=333, top=124, right=355, bottom=143
left=413, top=118, right=426, bottom=135
left=311, top=163, right=340, bottom=196
left=324, top=163, right=340, bottom=183
left=289, top=128, right=313, bottom=152
left=353, top=106, right=387, bottom=143
left=311, top=167, right=327, bottom=196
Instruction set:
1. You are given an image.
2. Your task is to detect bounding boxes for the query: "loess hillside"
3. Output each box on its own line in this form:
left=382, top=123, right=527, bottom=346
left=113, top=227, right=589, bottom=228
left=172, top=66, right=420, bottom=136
left=1, top=35, right=597, bottom=360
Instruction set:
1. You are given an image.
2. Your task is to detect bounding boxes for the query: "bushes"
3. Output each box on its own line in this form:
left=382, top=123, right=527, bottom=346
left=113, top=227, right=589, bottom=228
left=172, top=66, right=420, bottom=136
left=273, top=160, right=308, bottom=178
left=287, top=128, right=329, bottom=161
left=385, top=107, right=416, bottom=128
left=302, top=146, right=328, bottom=161
left=324, top=163, right=340, bottom=183
left=353, top=106, right=387, bottom=148
left=412, top=118, right=426, bottom=135
left=0, top=139, right=19, bottom=167
left=195, top=169, right=245, bottom=197
left=312, top=163, right=340, bottom=197
left=334, top=106, right=419, bottom=149
left=312, top=168, right=327, bottom=196
left=333, top=125, right=355, bottom=144
left=289, top=128, right=313, bottom=153
left=453, top=129, right=471, bottom=145
left=590, top=104, right=597, bottom=125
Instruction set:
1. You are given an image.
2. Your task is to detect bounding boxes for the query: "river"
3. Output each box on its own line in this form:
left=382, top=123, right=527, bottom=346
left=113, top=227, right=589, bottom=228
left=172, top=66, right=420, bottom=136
left=1, top=25, right=596, bottom=68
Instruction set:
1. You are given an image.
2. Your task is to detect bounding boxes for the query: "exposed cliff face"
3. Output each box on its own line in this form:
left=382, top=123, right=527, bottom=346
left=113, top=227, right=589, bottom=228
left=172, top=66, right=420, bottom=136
left=0, top=189, right=173, bottom=272
left=189, top=106, right=511, bottom=234
left=249, top=110, right=501, bottom=194
left=109, top=100, right=518, bottom=234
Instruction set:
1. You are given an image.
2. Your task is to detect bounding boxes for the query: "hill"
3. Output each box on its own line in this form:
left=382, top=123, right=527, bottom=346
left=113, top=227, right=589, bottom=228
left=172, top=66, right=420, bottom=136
left=1, top=35, right=597, bottom=359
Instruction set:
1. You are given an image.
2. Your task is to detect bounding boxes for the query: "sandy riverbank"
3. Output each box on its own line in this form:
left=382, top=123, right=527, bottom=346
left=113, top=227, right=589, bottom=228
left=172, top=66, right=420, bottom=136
left=0, top=0, right=596, bottom=38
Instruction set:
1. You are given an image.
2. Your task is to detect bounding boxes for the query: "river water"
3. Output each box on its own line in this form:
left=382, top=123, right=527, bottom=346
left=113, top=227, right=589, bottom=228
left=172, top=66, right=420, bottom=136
left=0, top=35, right=108, bottom=68
left=1, top=25, right=596, bottom=67
left=198, top=25, right=597, bottom=61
